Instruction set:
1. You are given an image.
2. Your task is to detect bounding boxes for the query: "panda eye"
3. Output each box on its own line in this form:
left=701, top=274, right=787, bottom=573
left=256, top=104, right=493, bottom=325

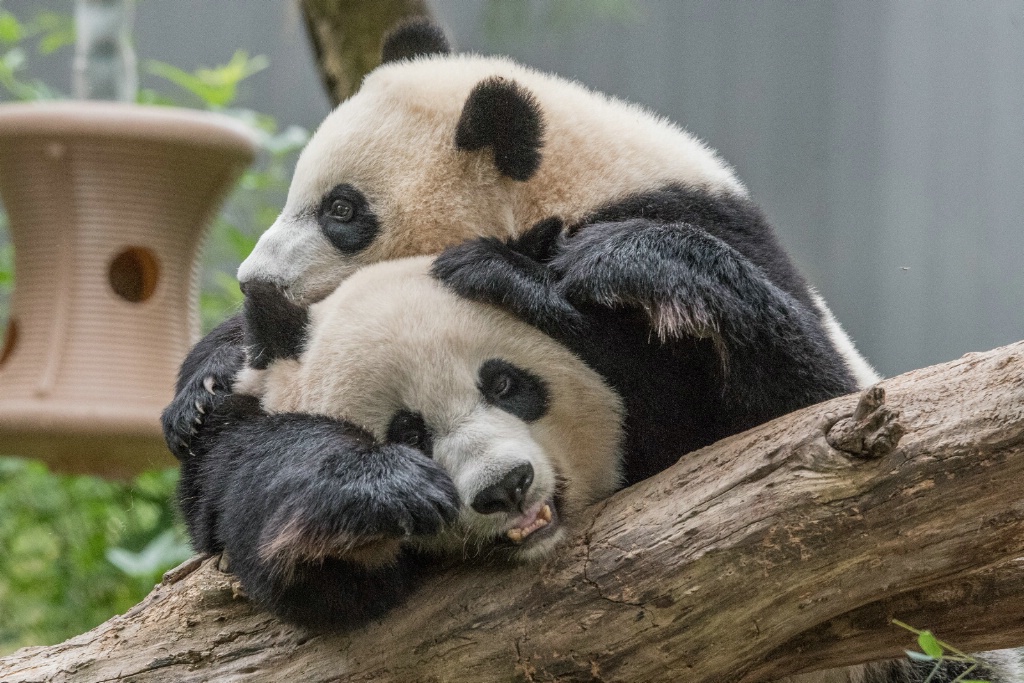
left=328, top=198, right=355, bottom=222
left=478, top=359, right=549, bottom=422
left=317, top=184, right=379, bottom=254
left=492, top=373, right=513, bottom=398
left=386, top=410, right=433, bottom=456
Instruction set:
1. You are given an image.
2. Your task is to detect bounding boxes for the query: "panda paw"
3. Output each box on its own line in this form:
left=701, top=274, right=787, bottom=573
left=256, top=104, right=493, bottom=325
left=160, top=368, right=236, bottom=460
left=259, top=442, right=461, bottom=570
left=432, top=217, right=584, bottom=335
left=552, top=219, right=773, bottom=342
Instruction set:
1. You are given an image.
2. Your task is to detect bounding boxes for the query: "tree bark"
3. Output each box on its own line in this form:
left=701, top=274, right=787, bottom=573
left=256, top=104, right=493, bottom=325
left=2, top=341, right=1023, bottom=683
left=299, top=0, right=432, bottom=106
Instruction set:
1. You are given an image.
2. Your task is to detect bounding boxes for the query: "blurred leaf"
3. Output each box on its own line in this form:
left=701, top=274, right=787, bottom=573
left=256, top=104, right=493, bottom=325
left=0, top=11, right=24, bottom=45
left=906, top=650, right=936, bottom=662
left=107, top=530, right=191, bottom=579
left=918, top=631, right=944, bottom=659
left=135, top=88, right=178, bottom=106
left=146, top=50, right=268, bottom=108
left=31, top=12, right=74, bottom=54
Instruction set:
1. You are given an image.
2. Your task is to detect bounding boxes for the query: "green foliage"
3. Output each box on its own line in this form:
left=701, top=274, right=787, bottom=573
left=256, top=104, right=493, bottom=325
left=0, top=8, right=72, bottom=100
left=0, top=5, right=307, bottom=655
left=145, top=50, right=268, bottom=109
left=0, top=458, right=188, bottom=655
left=893, top=619, right=991, bottom=683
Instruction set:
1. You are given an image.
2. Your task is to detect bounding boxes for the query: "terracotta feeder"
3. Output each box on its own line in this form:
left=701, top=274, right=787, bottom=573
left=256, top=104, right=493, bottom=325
left=0, top=102, right=257, bottom=477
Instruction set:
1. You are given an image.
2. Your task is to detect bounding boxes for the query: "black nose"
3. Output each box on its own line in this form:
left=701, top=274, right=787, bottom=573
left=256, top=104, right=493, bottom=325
left=239, top=277, right=274, bottom=298
left=471, top=463, right=534, bottom=515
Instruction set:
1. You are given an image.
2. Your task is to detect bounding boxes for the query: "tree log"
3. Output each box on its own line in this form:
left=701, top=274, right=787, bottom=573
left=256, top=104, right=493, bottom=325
left=2, top=341, right=1023, bottom=682
left=299, top=0, right=432, bottom=106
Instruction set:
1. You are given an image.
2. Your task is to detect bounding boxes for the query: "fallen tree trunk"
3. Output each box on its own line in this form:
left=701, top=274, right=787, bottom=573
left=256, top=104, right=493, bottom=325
left=2, top=341, right=1023, bottom=682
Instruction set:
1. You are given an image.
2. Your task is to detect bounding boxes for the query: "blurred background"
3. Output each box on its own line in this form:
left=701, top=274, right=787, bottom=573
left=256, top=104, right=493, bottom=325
left=0, top=0, right=1021, bottom=655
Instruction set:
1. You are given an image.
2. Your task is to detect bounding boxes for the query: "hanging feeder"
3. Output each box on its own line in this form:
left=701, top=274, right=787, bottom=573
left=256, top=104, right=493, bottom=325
left=0, top=102, right=257, bottom=476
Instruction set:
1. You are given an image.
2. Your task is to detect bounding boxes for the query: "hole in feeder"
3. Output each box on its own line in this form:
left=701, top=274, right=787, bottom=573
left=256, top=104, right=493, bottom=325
left=0, top=318, right=17, bottom=366
left=109, top=247, right=159, bottom=303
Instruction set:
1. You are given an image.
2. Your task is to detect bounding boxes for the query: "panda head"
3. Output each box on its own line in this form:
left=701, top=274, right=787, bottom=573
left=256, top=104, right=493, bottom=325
left=237, top=21, right=548, bottom=305
left=236, top=256, right=624, bottom=561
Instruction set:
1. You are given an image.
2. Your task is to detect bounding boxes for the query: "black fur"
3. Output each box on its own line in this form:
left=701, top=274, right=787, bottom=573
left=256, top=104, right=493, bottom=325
left=380, top=18, right=451, bottom=65
left=241, top=280, right=309, bottom=370
left=573, top=183, right=818, bottom=313
left=160, top=313, right=246, bottom=460
left=179, top=394, right=460, bottom=630
left=478, top=358, right=550, bottom=422
left=434, top=185, right=858, bottom=485
left=317, top=183, right=380, bottom=255
left=455, top=77, right=545, bottom=181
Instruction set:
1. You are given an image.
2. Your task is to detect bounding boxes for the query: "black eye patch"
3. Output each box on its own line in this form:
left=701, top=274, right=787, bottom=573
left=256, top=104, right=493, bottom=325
left=386, top=410, right=433, bottom=456
left=478, top=359, right=550, bottom=422
left=316, top=183, right=379, bottom=254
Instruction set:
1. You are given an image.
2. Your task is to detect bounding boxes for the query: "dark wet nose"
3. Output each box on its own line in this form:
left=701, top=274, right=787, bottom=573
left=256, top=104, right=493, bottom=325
left=471, top=463, right=534, bottom=515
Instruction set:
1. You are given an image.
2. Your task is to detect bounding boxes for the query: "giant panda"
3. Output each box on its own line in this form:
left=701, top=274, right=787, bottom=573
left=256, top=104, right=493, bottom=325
left=161, top=18, right=878, bottom=460
left=183, top=253, right=1017, bottom=683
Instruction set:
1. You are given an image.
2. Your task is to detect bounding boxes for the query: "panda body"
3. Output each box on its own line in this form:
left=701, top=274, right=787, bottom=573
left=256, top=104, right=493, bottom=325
left=233, top=32, right=875, bottom=386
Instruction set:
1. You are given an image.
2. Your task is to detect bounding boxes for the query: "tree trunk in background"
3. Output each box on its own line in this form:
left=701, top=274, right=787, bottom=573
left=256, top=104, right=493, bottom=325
left=2, top=341, right=1023, bottom=682
left=299, top=0, right=432, bottom=106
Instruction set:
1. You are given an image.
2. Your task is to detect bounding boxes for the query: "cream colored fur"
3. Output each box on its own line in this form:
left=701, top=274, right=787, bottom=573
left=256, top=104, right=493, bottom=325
left=238, top=53, right=743, bottom=304
left=237, top=50, right=876, bottom=428
left=236, top=257, right=625, bottom=560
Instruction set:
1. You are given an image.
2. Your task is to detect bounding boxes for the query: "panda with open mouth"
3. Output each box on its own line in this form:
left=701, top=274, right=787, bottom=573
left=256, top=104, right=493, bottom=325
left=167, top=18, right=1018, bottom=683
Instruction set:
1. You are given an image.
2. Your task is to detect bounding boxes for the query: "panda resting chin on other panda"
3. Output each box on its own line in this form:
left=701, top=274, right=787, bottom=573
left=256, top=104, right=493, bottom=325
left=186, top=251, right=1015, bottom=683
left=163, top=18, right=1019, bottom=683
left=162, top=17, right=879, bottom=463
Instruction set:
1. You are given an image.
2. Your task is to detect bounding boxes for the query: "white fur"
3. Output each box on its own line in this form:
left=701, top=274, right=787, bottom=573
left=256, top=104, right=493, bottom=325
left=240, top=257, right=625, bottom=558
left=238, top=53, right=744, bottom=304
left=809, top=291, right=881, bottom=388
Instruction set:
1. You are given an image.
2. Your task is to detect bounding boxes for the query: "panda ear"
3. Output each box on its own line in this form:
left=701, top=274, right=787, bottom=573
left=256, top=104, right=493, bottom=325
left=380, top=18, right=452, bottom=65
left=455, top=77, right=545, bottom=182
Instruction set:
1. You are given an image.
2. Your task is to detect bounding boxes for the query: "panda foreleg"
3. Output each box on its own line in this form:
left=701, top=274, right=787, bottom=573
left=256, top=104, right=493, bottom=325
left=179, top=395, right=460, bottom=629
left=161, top=313, right=247, bottom=460
left=552, top=219, right=858, bottom=423
left=432, top=217, right=585, bottom=337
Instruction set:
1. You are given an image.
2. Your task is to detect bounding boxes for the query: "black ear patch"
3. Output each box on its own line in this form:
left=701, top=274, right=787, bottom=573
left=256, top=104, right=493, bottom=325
left=380, top=18, right=451, bottom=65
left=455, top=77, right=545, bottom=181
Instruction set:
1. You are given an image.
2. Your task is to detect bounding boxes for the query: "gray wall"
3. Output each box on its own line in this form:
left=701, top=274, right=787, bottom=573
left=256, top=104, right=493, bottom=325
left=4, top=0, right=1023, bottom=377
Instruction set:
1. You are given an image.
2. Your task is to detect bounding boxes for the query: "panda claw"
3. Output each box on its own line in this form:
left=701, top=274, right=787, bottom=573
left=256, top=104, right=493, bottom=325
left=195, top=400, right=206, bottom=415
left=203, top=376, right=217, bottom=395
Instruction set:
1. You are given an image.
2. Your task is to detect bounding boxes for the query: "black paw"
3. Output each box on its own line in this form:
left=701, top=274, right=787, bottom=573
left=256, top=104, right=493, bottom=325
left=259, top=442, right=461, bottom=568
left=432, top=217, right=583, bottom=335
left=346, top=443, right=462, bottom=538
left=161, top=365, right=238, bottom=459
left=551, top=220, right=774, bottom=342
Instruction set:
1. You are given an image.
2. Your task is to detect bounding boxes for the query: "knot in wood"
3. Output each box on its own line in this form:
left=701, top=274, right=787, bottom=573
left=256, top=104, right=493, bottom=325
left=826, top=385, right=906, bottom=459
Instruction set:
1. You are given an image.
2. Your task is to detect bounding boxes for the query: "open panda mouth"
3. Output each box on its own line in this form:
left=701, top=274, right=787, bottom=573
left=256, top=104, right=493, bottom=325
left=504, top=497, right=560, bottom=545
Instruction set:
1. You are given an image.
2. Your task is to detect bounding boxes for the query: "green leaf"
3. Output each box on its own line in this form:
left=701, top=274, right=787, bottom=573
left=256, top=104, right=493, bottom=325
left=146, top=50, right=268, bottom=109
left=32, top=12, right=75, bottom=55
left=917, top=631, right=944, bottom=659
left=906, top=650, right=935, bottom=662
left=0, top=11, right=24, bottom=45
left=106, top=530, right=191, bottom=579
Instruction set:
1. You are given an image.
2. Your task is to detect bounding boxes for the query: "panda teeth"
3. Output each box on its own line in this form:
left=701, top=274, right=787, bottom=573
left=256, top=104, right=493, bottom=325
left=506, top=504, right=553, bottom=544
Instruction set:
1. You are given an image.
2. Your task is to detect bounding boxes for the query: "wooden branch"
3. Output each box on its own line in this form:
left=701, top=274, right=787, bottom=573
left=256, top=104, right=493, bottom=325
left=3, top=341, right=1024, bottom=683
left=299, top=0, right=432, bottom=106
